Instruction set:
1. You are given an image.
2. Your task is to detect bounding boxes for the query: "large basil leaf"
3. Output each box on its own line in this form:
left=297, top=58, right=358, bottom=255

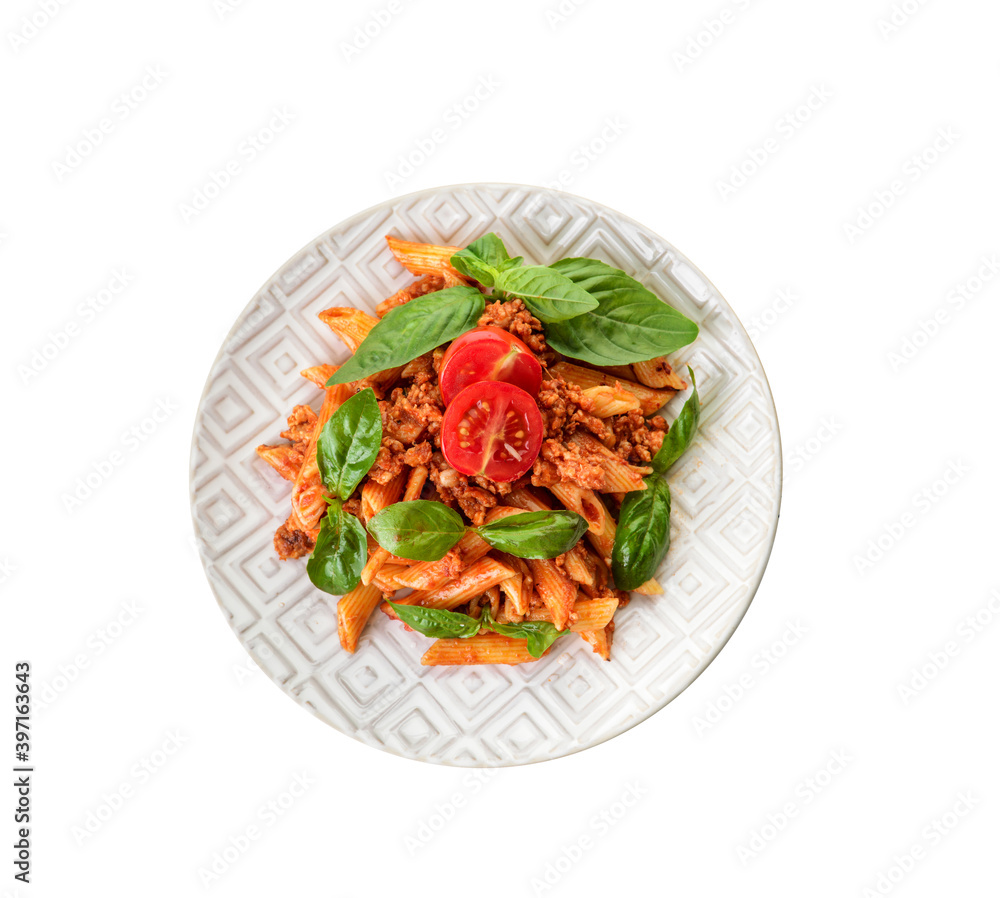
left=326, top=286, right=484, bottom=385
left=367, top=500, right=466, bottom=561
left=316, top=388, right=382, bottom=499
left=450, top=233, right=512, bottom=287
left=306, top=501, right=367, bottom=595
left=475, top=510, right=588, bottom=559
left=386, top=601, right=483, bottom=639
left=611, top=478, right=672, bottom=591
left=493, top=265, right=599, bottom=322
left=481, top=606, right=566, bottom=658
left=544, top=258, right=699, bottom=365
left=651, top=367, right=700, bottom=476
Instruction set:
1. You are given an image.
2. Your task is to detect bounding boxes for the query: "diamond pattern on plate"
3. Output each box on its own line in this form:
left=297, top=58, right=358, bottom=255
left=189, top=184, right=781, bottom=766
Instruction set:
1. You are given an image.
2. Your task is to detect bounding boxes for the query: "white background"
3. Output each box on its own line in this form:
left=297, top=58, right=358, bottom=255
left=2, top=0, right=998, bottom=895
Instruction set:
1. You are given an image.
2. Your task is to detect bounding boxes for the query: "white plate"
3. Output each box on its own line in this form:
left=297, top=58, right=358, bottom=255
left=189, top=183, right=782, bottom=766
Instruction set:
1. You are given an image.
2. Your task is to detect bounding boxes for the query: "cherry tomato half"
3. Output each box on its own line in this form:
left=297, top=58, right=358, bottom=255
left=439, top=326, right=543, bottom=405
left=441, top=381, right=543, bottom=482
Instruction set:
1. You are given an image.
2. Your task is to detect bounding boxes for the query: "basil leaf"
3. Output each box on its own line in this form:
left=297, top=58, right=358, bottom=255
left=326, top=286, right=485, bottom=385
left=481, top=605, right=566, bottom=658
left=387, top=600, right=483, bottom=639
left=544, top=258, right=699, bottom=365
left=475, top=510, right=588, bottom=559
left=367, top=500, right=466, bottom=561
left=651, top=367, right=700, bottom=476
left=493, top=265, right=599, bottom=323
left=450, top=233, right=511, bottom=287
left=611, top=478, right=671, bottom=591
left=306, top=501, right=367, bottom=595
left=316, top=387, right=382, bottom=499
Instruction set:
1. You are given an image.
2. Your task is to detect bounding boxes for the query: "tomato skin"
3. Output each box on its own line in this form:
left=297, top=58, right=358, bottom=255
left=441, top=381, right=544, bottom=483
left=439, top=327, right=543, bottom=405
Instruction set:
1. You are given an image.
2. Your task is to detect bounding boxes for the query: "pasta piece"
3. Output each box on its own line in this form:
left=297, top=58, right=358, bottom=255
left=483, top=505, right=528, bottom=524
left=290, top=380, right=353, bottom=531
left=362, top=465, right=429, bottom=585
left=484, top=585, right=501, bottom=620
left=550, top=361, right=675, bottom=415
left=579, top=492, right=616, bottom=563
left=402, top=465, right=429, bottom=501
left=547, top=483, right=607, bottom=535
left=376, top=274, right=445, bottom=318
left=391, top=531, right=491, bottom=590
left=561, top=543, right=596, bottom=586
left=385, top=235, right=463, bottom=278
left=505, top=487, right=553, bottom=514
left=526, top=558, right=577, bottom=631
left=567, top=432, right=650, bottom=493
left=498, top=572, right=525, bottom=619
left=579, top=628, right=611, bottom=661
left=580, top=385, right=642, bottom=418
left=421, top=632, right=540, bottom=666
left=361, top=547, right=391, bottom=586
left=360, top=470, right=406, bottom=524
left=493, top=554, right=534, bottom=615
left=631, top=357, right=687, bottom=390
left=372, top=564, right=409, bottom=594
left=592, top=363, right=635, bottom=380
left=337, top=581, right=384, bottom=653
left=566, top=492, right=659, bottom=592
left=405, top=557, right=517, bottom=610
left=526, top=595, right=618, bottom=631
left=632, top=578, right=664, bottom=595
left=300, top=364, right=339, bottom=388
left=318, top=307, right=379, bottom=352
left=255, top=444, right=302, bottom=482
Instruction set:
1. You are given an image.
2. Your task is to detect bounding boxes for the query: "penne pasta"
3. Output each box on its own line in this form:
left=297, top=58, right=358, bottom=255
left=372, top=564, right=409, bottom=594
left=526, top=595, right=618, bottom=632
left=255, top=444, right=302, bottom=482
left=360, top=470, right=406, bottom=524
left=561, top=543, right=596, bottom=586
left=362, top=465, right=430, bottom=585
left=631, top=356, right=687, bottom=390
left=567, top=432, right=650, bottom=493
left=579, top=628, right=611, bottom=661
left=632, top=578, right=664, bottom=595
left=483, top=505, right=528, bottom=524
left=579, top=491, right=616, bottom=563
left=526, top=557, right=577, bottom=631
left=337, top=581, right=384, bottom=653
left=391, top=530, right=491, bottom=591
left=498, top=572, right=526, bottom=619
left=405, top=557, right=517, bottom=610
left=376, top=274, right=446, bottom=318
left=421, top=632, right=541, bottom=666
left=580, top=385, right=643, bottom=418
left=505, top=487, right=552, bottom=514
left=318, top=307, right=379, bottom=352
left=547, top=482, right=607, bottom=534
left=361, top=547, right=391, bottom=586
left=592, top=363, right=635, bottom=380
left=484, top=585, right=501, bottom=620
left=300, top=364, right=339, bottom=389
left=402, top=465, right=428, bottom=501
left=385, top=235, right=464, bottom=278
left=568, top=491, right=659, bottom=592
left=550, top=361, right=676, bottom=415
left=290, top=380, right=353, bottom=531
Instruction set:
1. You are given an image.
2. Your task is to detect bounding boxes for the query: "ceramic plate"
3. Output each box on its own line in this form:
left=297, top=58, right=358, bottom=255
left=189, top=183, right=781, bottom=766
